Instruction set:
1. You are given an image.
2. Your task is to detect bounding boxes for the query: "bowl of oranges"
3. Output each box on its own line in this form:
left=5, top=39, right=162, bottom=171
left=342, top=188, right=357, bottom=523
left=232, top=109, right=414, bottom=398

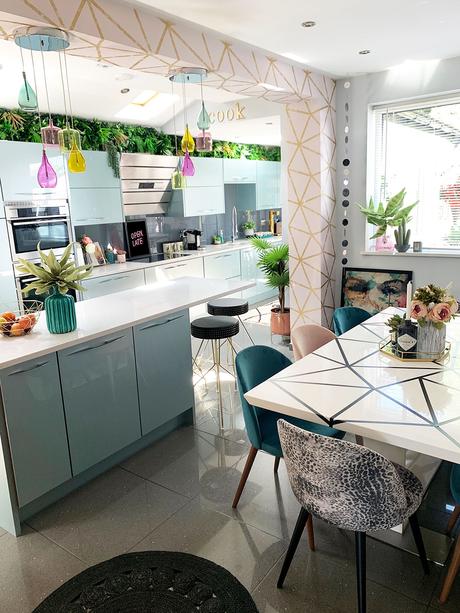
left=0, top=301, right=43, bottom=337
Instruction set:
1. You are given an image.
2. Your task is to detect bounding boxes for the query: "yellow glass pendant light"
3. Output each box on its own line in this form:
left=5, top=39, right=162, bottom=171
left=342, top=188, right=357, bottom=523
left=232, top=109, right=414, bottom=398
left=181, top=124, right=195, bottom=154
left=68, top=141, right=86, bottom=173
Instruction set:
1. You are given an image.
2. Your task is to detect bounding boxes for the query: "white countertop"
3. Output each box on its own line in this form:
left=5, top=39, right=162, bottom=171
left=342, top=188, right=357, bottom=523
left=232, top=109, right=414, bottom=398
left=0, top=277, right=254, bottom=369
left=245, top=307, right=460, bottom=464
left=86, top=237, right=282, bottom=280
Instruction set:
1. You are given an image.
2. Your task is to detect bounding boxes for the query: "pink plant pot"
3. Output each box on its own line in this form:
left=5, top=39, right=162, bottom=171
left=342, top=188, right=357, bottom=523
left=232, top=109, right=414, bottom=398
left=375, top=235, right=395, bottom=252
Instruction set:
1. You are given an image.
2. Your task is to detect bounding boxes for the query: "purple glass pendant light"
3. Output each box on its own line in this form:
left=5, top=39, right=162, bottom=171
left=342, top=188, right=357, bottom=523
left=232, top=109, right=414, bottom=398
left=182, top=150, right=195, bottom=176
left=37, top=148, right=58, bottom=188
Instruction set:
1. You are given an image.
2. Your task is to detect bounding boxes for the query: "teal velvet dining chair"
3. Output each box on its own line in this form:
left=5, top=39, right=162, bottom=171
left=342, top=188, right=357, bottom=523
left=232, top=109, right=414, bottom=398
left=232, top=345, right=345, bottom=514
left=440, top=464, right=460, bottom=604
left=333, top=306, right=371, bottom=336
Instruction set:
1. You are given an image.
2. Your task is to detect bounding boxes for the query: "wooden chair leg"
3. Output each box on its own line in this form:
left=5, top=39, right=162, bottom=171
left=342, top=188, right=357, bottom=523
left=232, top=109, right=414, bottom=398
left=447, top=504, right=460, bottom=534
left=277, top=507, right=309, bottom=588
left=307, top=514, right=315, bottom=551
left=232, top=446, right=258, bottom=509
left=355, top=531, right=367, bottom=613
left=440, top=535, right=460, bottom=604
left=274, top=456, right=281, bottom=474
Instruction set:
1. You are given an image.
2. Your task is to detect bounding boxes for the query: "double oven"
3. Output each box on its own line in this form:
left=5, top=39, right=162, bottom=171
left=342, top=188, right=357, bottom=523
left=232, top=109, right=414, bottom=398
left=5, top=200, right=77, bottom=307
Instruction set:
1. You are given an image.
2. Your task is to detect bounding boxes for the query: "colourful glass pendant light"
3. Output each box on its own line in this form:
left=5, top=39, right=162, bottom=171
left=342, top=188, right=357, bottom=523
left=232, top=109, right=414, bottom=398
left=196, top=131, right=213, bottom=152
left=68, top=140, right=86, bottom=173
left=195, top=72, right=212, bottom=152
left=37, top=148, right=57, bottom=188
left=171, top=157, right=186, bottom=189
left=41, top=118, right=60, bottom=147
left=181, top=124, right=195, bottom=154
left=197, top=101, right=211, bottom=131
left=58, top=122, right=82, bottom=153
left=18, top=71, right=37, bottom=110
left=182, top=150, right=195, bottom=177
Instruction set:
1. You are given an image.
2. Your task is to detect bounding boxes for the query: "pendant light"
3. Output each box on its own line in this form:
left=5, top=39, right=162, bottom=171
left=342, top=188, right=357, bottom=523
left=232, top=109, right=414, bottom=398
left=195, top=71, right=212, bottom=152
left=180, top=80, right=195, bottom=155
left=17, top=46, right=37, bottom=111
left=170, top=79, right=186, bottom=190
left=39, top=41, right=60, bottom=147
left=60, top=47, right=85, bottom=173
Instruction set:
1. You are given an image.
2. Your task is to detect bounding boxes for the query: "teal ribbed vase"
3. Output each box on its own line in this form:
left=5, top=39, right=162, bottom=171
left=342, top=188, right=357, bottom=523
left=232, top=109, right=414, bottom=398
left=45, top=289, right=77, bottom=334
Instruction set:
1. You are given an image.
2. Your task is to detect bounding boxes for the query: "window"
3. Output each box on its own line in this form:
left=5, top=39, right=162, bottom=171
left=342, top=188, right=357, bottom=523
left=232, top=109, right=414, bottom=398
left=370, top=96, right=460, bottom=250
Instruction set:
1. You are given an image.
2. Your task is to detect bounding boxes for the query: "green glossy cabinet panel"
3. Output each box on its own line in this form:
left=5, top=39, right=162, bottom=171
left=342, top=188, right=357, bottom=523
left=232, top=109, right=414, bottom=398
left=240, top=246, right=277, bottom=304
left=203, top=251, right=241, bottom=279
left=0, top=219, right=18, bottom=312
left=81, top=269, right=145, bottom=299
left=70, top=187, right=124, bottom=225
left=185, top=158, right=223, bottom=187
left=256, top=161, right=281, bottom=210
left=171, top=185, right=225, bottom=217
left=68, top=150, right=120, bottom=189
left=0, top=354, right=71, bottom=506
left=58, top=330, right=141, bottom=475
left=134, top=311, right=194, bottom=435
left=224, top=159, right=256, bottom=183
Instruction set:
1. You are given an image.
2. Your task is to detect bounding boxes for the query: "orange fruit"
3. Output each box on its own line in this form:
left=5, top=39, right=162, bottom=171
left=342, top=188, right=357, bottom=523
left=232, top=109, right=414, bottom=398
left=1, top=312, right=16, bottom=322
left=18, top=315, right=35, bottom=330
left=10, top=323, right=24, bottom=336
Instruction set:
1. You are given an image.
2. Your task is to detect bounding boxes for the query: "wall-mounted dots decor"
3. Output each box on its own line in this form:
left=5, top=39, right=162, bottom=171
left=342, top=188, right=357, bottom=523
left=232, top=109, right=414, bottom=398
left=341, top=81, right=352, bottom=267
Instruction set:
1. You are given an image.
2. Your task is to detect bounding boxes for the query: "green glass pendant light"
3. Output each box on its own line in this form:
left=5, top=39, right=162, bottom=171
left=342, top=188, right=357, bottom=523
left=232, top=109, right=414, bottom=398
left=17, top=46, right=37, bottom=111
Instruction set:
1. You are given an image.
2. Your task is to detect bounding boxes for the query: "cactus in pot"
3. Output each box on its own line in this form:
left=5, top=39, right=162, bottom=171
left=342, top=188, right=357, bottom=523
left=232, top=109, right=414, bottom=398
left=394, top=219, right=411, bottom=252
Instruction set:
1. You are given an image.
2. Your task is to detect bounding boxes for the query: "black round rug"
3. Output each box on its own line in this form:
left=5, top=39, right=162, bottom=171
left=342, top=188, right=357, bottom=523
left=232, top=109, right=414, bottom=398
left=33, top=551, right=258, bottom=612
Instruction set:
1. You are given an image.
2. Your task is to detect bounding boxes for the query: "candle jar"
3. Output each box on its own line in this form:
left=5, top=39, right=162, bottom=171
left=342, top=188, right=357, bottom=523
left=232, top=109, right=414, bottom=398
left=117, top=253, right=126, bottom=263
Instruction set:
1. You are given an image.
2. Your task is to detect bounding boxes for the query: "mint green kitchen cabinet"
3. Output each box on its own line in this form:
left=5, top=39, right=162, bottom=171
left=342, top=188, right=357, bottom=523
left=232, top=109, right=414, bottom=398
left=133, top=311, right=194, bottom=435
left=0, top=354, right=72, bottom=506
left=203, top=251, right=241, bottom=279
left=240, top=245, right=277, bottom=304
left=68, top=150, right=120, bottom=189
left=69, top=187, right=124, bottom=225
left=256, top=161, right=281, bottom=210
left=0, top=141, right=67, bottom=201
left=81, top=269, right=145, bottom=299
left=224, top=159, right=256, bottom=183
left=170, top=184, right=225, bottom=217
left=58, top=330, right=141, bottom=475
left=144, top=257, right=203, bottom=284
left=185, top=158, right=223, bottom=187
left=0, top=219, right=17, bottom=312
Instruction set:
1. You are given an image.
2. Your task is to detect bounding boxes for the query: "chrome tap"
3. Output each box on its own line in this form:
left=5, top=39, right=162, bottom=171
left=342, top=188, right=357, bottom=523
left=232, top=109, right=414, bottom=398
left=231, top=206, right=238, bottom=242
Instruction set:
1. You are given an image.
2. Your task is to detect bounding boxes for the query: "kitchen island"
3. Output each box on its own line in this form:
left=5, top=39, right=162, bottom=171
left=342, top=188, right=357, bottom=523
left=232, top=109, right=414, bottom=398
left=0, top=276, right=253, bottom=536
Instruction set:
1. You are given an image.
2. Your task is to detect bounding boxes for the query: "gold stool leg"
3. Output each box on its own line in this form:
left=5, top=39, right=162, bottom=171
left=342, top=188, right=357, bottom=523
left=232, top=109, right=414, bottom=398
left=212, top=339, right=224, bottom=432
left=228, top=337, right=238, bottom=391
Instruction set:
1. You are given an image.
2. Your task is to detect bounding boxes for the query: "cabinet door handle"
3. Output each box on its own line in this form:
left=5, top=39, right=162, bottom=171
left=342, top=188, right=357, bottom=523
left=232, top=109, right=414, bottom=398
left=139, top=314, right=184, bottom=331
left=8, top=360, right=48, bottom=376
left=215, top=254, right=232, bottom=259
left=164, top=263, right=187, bottom=270
left=66, top=335, right=124, bottom=356
left=100, top=275, right=129, bottom=283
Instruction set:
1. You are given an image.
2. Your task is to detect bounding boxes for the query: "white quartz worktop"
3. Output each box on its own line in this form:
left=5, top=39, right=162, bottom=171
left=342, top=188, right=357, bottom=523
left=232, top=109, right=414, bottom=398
left=86, top=237, right=282, bottom=280
left=0, top=277, right=254, bottom=369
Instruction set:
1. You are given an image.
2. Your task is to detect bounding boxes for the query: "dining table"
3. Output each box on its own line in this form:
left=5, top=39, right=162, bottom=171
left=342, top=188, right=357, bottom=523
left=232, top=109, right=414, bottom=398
left=244, top=307, right=460, bottom=563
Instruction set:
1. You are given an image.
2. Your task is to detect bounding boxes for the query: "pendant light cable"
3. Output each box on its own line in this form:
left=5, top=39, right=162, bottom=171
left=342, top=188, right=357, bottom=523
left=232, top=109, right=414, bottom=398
left=182, top=78, right=188, bottom=129
left=29, top=37, right=42, bottom=130
left=39, top=38, right=52, bottom=125
left=58, top=49, right=69, bottom=125
left=171, top=78, right=178, bottom=156
left=63, top=47, right=75, bottom=129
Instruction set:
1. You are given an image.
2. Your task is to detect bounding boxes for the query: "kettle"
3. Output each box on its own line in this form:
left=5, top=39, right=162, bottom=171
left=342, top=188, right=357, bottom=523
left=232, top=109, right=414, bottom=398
left=185, top=229, right=202, bottom=250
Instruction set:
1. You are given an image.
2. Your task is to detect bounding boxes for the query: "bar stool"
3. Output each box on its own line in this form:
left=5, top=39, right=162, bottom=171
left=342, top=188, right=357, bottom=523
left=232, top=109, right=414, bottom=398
left=207, top=298, right=254, bottom=345
left=191, top=315, right=239, bottom=430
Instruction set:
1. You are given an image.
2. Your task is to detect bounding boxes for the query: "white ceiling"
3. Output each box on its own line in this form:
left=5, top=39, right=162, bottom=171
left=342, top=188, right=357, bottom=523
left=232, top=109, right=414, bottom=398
left=0, top=38, right=281, bottom=144
left=133, top=0, right=460, bottom=77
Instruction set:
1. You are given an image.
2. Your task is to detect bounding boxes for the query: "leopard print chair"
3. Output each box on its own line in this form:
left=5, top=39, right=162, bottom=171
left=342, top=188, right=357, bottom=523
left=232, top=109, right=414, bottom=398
left=277, top=419, right=429, bottom=613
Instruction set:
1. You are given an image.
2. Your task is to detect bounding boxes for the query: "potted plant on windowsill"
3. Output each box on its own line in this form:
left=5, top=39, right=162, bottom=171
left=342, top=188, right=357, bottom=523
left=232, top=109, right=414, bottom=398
left=251, top=237, right=290, bottom=336
left=17, top=243, right=93, bottom=334
left=242, top=210, right=256, bottom=237
left=357, top=188, right=418, bottom=252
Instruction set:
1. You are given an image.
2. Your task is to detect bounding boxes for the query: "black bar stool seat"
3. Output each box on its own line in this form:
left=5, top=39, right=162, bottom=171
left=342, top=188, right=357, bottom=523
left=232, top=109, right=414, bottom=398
left=207, top=298, right=249, bottom=317
left=191, top=316, right=239, bottom=340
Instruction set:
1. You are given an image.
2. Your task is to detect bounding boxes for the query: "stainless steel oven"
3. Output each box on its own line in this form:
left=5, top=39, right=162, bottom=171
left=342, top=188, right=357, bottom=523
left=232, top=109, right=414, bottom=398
left=5, top=200, right=71, bottom=262
left=15, top=273, right=77, bottom=310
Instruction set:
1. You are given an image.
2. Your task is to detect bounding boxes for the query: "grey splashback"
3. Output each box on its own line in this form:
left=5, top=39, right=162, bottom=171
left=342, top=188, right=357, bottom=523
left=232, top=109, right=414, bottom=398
left=73, top=223, right=127, bottom=254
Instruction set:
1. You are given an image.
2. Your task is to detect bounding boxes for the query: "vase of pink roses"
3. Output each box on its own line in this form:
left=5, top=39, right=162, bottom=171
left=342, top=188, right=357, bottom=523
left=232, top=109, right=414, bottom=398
left=410, top=284, right=458, bottom=357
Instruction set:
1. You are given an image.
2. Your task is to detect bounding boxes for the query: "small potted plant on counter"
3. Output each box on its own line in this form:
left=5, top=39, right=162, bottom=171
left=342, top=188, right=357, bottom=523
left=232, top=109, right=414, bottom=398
left=17, top=243, right=93, bottom=334
left=357, top=188, right=418, bottom=252
left=242, top=211, right=256, bottom=237
left=251, top=237, right=290, bottom=336
left=386, top=313, right=404, bottom=348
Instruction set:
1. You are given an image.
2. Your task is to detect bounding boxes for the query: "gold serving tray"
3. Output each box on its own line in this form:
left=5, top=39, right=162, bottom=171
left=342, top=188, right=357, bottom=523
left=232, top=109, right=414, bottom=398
left=379, top=337, right=451, bottom=363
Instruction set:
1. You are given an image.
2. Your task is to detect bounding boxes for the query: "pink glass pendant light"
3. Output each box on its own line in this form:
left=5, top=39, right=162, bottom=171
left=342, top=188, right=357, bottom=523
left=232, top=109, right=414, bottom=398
left=195, top=131, right=213, bottom=152
left=41, top=118, right=60, bottom=147
left=37, top=148, right=57, bottom=188
left=182, top=150, right=195, bottom=177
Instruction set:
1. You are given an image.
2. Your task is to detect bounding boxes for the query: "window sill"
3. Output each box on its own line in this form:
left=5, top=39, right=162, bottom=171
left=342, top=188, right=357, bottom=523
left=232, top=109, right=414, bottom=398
left=361, top=250, right=460, bottom=258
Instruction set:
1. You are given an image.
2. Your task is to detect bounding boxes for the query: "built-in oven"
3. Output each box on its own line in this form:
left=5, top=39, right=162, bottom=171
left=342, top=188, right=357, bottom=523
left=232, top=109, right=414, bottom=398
left=15, top=273, right=77, bottom=310
left=5, top=200, right=71, bottom=262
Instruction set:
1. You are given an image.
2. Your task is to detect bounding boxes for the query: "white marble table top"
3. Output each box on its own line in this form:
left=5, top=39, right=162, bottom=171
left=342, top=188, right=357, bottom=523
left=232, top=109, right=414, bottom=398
left=245, top=308, right=460, bottom=464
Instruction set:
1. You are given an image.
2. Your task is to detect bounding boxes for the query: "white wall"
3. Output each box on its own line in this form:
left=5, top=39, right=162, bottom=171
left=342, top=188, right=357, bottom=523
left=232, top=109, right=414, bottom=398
left=336, top=56, right=460, bottom=301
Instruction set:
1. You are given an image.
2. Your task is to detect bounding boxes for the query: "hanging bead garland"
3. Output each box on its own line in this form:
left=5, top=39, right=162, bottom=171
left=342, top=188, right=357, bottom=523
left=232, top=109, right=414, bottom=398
left=341, top=81, right=352, bottom=267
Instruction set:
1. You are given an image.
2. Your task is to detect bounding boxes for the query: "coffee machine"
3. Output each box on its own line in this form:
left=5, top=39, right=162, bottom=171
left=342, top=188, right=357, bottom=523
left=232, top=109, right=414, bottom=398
left=184, top=229, right=202, bottom=250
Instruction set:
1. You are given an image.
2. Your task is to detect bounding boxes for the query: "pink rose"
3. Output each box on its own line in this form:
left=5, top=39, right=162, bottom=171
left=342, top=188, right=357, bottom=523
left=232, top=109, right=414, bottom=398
left=81, top=235, right=93, bottom=246
left=449, top=300, right=458, bottom=314
left=428, top=302, right=452, bottom=323
left=411, top=300, right=428, bottom=320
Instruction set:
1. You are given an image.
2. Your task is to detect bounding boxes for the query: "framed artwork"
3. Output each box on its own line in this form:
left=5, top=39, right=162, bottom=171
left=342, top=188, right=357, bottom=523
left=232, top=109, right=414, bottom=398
left=341, top=267, right=413, bottom=315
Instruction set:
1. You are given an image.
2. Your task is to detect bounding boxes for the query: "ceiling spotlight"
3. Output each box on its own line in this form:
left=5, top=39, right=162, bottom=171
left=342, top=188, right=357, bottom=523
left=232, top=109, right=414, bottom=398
left=301, top=20, right=316, bottom=28
left=358, top=49, right=371, bottom=55
left=120, top=88, right=130, bottom=94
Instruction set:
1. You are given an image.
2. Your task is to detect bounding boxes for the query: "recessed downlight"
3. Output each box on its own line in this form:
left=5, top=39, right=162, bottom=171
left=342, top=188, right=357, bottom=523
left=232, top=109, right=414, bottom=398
left=358, top=49, right=371, bottom=55
left=301, top=20, right=316, bottom=28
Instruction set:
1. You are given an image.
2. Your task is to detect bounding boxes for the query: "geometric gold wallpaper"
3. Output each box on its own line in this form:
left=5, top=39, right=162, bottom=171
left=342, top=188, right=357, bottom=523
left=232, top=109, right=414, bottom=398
left=0, top=0, right=337, bottom=328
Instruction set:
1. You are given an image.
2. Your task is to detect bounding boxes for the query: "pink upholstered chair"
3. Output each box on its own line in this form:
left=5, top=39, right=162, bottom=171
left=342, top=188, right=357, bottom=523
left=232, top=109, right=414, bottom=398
left=291, top=324, right=336, bottom=361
